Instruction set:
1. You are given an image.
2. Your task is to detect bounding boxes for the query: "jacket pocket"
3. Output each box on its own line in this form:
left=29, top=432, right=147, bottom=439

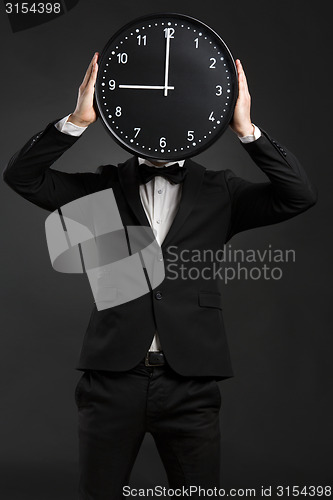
left=198, top=291, right=222, bottom=309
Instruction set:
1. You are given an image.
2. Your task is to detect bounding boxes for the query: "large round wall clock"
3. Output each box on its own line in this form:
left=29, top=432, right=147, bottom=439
left=95, top=13, right=238, bottom=160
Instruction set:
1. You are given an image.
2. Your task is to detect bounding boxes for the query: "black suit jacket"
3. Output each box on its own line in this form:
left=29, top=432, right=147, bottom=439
left=2, top=120, right=317, bottom=380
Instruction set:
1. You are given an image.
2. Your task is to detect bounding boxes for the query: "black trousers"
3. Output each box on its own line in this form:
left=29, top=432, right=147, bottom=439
left=75, top=357, right=222, bottom=499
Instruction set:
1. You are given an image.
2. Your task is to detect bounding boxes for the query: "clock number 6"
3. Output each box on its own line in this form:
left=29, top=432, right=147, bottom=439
left=160, top=137, right=167, bottom=148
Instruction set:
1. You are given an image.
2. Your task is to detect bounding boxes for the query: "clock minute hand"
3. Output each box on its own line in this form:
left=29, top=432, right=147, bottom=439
left=164, top=29, right=171, bottom=97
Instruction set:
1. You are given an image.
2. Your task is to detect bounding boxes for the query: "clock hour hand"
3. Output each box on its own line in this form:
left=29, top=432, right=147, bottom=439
left=118, top=84, right=174, bottom=90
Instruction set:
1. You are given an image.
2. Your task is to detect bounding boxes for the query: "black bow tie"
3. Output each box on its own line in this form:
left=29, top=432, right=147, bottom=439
left=139, top=162, right=187, bottom=185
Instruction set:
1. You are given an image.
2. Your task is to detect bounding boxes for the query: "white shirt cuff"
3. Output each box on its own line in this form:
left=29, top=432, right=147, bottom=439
left=54, top=114, right=88, bottom=137
left=238, top=124, right=261, bottom=143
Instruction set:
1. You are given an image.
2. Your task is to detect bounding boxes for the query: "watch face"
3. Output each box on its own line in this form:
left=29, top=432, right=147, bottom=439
left=95, top=13, right=238, bottom=160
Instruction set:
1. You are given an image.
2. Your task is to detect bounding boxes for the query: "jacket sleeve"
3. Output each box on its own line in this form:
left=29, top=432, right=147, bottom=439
left=224, top=127, right=318, bottom=241
left=2, top=119, right=103, bottom=212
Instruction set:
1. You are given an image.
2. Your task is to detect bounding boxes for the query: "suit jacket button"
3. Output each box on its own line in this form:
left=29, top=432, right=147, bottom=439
left=155, top=291, right=163, bottom=300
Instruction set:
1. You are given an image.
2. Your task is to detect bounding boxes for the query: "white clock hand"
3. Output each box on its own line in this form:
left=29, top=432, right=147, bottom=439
left=119, top=84, right=174, bottom=90
left=164, top=28, right=171, bottom=97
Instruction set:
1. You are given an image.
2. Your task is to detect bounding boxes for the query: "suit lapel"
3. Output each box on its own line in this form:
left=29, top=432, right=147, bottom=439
left=162, top=159, right=205, bottom=248
left=117, top=156, right=206, bottom=247
left=117, top=156, right=151, bottom=228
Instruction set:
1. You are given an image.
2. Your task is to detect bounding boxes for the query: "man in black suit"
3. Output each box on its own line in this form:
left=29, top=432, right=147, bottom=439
left=3, top=52, right=317, bottom=499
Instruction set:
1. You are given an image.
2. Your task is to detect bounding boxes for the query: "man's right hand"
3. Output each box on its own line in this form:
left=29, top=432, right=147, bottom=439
left=68, top=52, right=99, bottom=127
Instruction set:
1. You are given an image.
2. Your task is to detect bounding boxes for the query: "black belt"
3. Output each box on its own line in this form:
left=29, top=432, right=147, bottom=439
left=145, top=351, right=165, bottom=366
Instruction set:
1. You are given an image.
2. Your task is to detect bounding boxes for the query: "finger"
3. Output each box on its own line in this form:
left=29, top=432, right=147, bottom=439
left=87, top=59, right=99, bottom=88
left=234, top=59, right=245, bottom=97
left=80, top=55, right=95, bottom=88
left=236, top=59, right=249, bottom=94
left=81, top=52, right=98, bottom=89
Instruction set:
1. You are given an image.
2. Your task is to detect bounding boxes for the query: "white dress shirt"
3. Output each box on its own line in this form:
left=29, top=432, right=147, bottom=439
left=55, top=115, right=261, bottom=351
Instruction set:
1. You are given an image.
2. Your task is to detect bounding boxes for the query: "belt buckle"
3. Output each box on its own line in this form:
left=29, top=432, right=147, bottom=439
left=145, top=351, right=164, bottom=367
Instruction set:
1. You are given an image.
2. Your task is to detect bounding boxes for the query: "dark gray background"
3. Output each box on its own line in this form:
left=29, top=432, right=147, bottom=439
left=0, top=0, right=331, bottom=498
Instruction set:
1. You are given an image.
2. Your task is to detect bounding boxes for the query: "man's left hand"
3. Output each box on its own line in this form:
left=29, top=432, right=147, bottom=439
left=229, top=59, right=254, bottom=137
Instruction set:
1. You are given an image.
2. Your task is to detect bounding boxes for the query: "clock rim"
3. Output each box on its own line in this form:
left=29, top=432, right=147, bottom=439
left=94, top=12, right=238, bottom=160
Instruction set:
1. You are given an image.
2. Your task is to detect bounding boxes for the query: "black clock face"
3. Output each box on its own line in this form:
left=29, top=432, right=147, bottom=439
left=95, top=13, right=238, bottom=160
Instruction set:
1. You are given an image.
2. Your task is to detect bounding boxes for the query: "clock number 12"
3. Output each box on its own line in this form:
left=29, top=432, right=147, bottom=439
left=164, top=28, right=175, bottom=38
